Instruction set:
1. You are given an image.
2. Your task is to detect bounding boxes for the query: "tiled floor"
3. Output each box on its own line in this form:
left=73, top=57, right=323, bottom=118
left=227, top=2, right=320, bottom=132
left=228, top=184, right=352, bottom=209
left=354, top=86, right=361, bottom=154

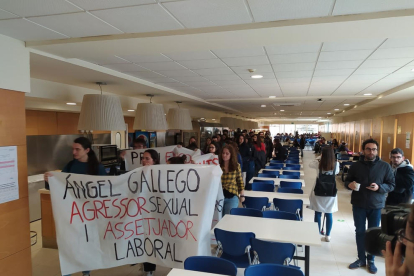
left=30, top=149, right=385, bottom=276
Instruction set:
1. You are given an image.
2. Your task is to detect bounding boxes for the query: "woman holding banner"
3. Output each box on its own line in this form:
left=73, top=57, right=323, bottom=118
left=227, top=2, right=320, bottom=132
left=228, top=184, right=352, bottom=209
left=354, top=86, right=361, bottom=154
left=220, top=144, right=245, bottom=215
left=44, top=137, right=107, bottom=276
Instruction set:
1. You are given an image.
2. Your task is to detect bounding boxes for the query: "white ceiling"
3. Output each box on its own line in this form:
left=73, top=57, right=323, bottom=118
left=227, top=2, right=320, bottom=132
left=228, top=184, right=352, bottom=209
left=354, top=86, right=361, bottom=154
left=2, top=1, right=414, bottom=121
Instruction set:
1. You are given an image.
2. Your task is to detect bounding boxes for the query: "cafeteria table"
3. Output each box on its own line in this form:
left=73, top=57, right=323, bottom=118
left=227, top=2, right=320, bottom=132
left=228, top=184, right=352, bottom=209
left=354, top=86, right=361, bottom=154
left=259, top=168, right=304, bottom=175
left=244, top=190, right=310, bottom=206
left=212, top=215, right=321, bottom=276
left=168, top=269, right=227, bottom=276
left=249, top=177, right=306, bottom=187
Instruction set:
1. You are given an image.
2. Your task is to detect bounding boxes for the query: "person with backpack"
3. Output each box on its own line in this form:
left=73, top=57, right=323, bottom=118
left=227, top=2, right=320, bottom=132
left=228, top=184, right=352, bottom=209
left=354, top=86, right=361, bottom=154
left=309, top=147, right=340, bottom=243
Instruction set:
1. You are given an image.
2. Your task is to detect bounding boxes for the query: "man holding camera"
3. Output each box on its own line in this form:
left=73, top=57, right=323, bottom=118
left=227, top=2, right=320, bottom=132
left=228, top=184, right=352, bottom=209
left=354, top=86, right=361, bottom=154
left=386, top=148, right=414, bottom=206
left=346, top=139, right=395, bottom=274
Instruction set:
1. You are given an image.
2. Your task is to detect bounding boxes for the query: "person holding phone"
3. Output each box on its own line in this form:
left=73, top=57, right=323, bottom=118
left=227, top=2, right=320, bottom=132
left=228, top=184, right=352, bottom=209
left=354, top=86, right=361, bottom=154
left=345, top=139, right=395, bottom=274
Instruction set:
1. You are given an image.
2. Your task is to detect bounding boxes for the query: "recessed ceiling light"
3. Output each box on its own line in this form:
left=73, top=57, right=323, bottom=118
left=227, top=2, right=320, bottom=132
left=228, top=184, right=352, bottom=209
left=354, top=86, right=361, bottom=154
left=261, top=105, right=266, bottom=107
left=251, top=75, right=263, bottom=79
left=66, top=102, right=76, bottom=105
left=318, top=117, right=322, bottom=118
left=378, top=95, right=383, bottom=99
left=280, top=110, right=284, bottom=112
left=269, top=96, right=276, bottom=98
left=212, top=119, right=216, bottom=121
left=344, top=104, right=350, bottom=106
left=364, top=93, right=372, bottom=96
left=327, top=113, right=331, bottom=114
left=411, top=68, right=414, bottom=72
left=128, top=109, right=135, bottom=112
left=334, top=109, right=339, bottom=111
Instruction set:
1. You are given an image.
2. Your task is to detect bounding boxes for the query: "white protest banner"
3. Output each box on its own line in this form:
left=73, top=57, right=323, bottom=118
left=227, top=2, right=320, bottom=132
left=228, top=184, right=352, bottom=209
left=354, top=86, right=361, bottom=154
left=192, top=153, right=219, bottom=166
left=48, top=165, right=222, bottom=275
left=125, top=146, right=176, bottom=170
left=173, top=147, right=201, bottom=163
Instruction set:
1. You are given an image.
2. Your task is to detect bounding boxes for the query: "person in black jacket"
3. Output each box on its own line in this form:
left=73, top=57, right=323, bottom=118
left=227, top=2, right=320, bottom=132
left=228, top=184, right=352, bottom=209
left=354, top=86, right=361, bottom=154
left=273, top=138, right=286, bottom=161
left=238, top=135, right=256, bottom=187
left=345, top=139, right=395, bottom=274
left=386, top=148, right=414, bottom=205
left=299, top=135, right=306, bottom=157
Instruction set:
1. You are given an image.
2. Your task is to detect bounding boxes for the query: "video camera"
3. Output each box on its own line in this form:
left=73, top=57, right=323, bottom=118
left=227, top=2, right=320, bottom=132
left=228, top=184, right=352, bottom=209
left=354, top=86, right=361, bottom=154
left=365, top=204, right=410, bottom=256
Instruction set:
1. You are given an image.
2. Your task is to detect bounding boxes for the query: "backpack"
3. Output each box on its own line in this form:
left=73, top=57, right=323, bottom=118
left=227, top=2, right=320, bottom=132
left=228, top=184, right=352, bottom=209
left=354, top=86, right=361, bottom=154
left=314, top=162, right=337, bottom=197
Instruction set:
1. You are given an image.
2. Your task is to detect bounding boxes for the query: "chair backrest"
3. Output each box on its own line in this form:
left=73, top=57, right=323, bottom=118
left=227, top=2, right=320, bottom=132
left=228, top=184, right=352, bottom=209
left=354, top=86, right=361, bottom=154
left=258, top=173, right=277, bottom=178
left=252, top=183, right=275, bottom=192
left=282, top=171, right=300, bottom=177
left=253, top=179, right=274, bottom=184
left=214, top=228, right=255, bottom=257
left=250, top=238, right=296, bottom=265
left=244, top=196, right=269, bottom=211
left=270, top=159, right=283, bottom=164
left=262, top=170, right=280, bottom=176
left=285, top=160, right=300, bottom=164
left=184, top=256, right=237, bottom=276
left=278, top=174, right=300, bottom=179
left=273, top=198, right=303, bottom=218
left=245, top=264, right=304, bottom=276
left=262, top=210, right=299, bottom=220
left=284, top=165, right=301, bottom=170
left=279, top=181, right=302, bottom=189
left=339, top=156, right=350, bottom=160
left=277, top=187, right=303, bottom=194
left=230, top=207, right=263, bottom=217
left=266, top=164, right=283, bottom=169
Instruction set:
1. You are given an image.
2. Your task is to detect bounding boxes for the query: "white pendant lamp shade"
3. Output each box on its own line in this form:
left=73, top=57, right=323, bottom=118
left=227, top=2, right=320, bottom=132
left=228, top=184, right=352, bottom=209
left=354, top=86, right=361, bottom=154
left=167, top=108, right=193, bottom=130
left=220, top=117, right=235, bottom=130
left=78, top=94, right=126, bottom=131
left=133, top=103, right=168, bottom=131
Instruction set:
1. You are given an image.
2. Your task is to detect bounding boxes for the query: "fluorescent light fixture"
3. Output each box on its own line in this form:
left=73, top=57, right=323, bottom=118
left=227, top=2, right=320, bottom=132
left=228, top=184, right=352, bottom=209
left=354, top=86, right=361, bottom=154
left=318, top=117, right=322, bottom=118
left=344, top=104, right=350, bottom=106
left=66, top=102, right=76, bottom=105
left=280, top=110, right=285, bottom=112
left=251, top=75, right=263, bottom=79
left=378, top=95, right=383, bottom=99
left=212, top=119, right=216, bottom=121
left=261, top=105, right=266, bottom=107
left=201, top=118, right=205, bottom=120
left=268, top=96, right=276, bottom=98
left=364, top=93, right=372, bottom=96
left=128, top=109, right=135, bottom=112
left=334, top=109, right=339, bottom=111
left=327, top=113, right=331, bottom=114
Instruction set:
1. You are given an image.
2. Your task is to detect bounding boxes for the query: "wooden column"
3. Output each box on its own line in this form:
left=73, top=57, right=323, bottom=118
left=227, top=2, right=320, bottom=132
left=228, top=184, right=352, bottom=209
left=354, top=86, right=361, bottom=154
left=0, top=89, right=31, bottom=275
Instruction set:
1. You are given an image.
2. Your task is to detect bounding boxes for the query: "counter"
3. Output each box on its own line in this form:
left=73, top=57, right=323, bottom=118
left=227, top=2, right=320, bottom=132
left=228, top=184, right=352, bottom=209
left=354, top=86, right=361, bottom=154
left=38, top=188, right=57, bottom=249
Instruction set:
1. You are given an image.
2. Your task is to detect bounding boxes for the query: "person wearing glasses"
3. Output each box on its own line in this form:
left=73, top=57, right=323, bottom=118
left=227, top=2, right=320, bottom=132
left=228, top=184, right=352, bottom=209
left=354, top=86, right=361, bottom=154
left=386, top=148, right=414, bottom=206
left=383, top=204, right=414, bottom=276
left=345, top=139, right=395, bottom=274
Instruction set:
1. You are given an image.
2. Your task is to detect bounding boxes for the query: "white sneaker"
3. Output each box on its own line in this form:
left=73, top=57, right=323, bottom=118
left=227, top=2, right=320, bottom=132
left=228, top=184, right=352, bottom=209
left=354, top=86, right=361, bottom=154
left=144, top=272, right=154, bottom=276
left=325, top=236, right=331, bottom=242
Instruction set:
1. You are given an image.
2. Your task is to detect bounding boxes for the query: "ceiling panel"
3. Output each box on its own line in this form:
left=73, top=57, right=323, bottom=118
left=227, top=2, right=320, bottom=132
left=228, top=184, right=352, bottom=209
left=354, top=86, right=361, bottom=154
left=80, top=56, right=130, bottom=65
left=67, top=0, right=155, bottom=10
left=207, top=74, right=242, bottom=81
left=0, top=0, right=82, bottom=17
left=163, top=0, right=252, bottom=28
left=193, top=67, right=235, bottom=76
left=353, top=67, right=399, bottom=75
left=318, top=50, right=371, bottom=62
left=369, top=47, right=414, bottom=60
left=213, top=80, right=247, bottom=86
left=245, top=79, right=278, bottom=85
left=118, top=54, right=171, bottom=63
left=313, top=68, right=355, bottom=76
left=278, top=77, right=312, bottom=84
left=322, top=39, right=384, bottom=51
left=269, top=52, right=319, bottom=64
left=316, top=60, right=362, bottom=70
left=360, top=58, right=413, bottom=68
left=273, top=62, right=315, bottom=72
left=381, top=38, right=414, bottom=49
left=103, top=63, right=148, bottom=72
left=231, top=64, right=274, bottom=74
left=163, top=51, right=217, bottom=61
left=172, top=76, right=209, bottom=82
left=333, top=0, right=414, bottom=16
left=0, top=18, right=67, bottom=41
left=177, top=59, right=227, bottom=69
left=247, top=0, right=334, bottom=22
left=154, top=70, right=199, bottom=77
left=238, top=73, right=275, bottom=80
left=212, top=47, right=265, bottom=58
left=29, top=12, right=122, bottom=38
left=185, top=81, right=217, bottom=87
left=276, top=71, right=313, bottom=78
left=221, top=56, right=270, bottom=66
left=138, top=61, right=187, bottom=70
left=0, top=8, right=18, bottom=19
left=91, top=4, right=183, bottom=33
left=265, top=43, right=322, bottom=55
left=126, top=71, right=166, bottom=78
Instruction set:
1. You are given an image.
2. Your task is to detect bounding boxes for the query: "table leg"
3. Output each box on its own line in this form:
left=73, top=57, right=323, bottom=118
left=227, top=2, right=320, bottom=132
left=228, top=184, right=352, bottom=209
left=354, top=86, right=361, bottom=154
left=305, top=245, right=310, bottom=276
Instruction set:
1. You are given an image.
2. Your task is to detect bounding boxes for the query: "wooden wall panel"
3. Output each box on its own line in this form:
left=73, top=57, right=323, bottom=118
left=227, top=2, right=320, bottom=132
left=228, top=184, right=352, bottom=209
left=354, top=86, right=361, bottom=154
left=396, top=113, right=414, bottom=161
left=56, top=112, right=80, bottom=135
left=25, top=110, right=39, bottom=135
left=354, top=121, right=361, bottom=152
left=381, top=115, right=396, bottom=160
left=349, top=122, right=355, bottom=152
left=124, top=116, right=134, bottom=133
left=372, top=118, right=382, bottom=144
left=0, top=89, right=31, bottom=275
left=363, top=119, right=372, bottom=141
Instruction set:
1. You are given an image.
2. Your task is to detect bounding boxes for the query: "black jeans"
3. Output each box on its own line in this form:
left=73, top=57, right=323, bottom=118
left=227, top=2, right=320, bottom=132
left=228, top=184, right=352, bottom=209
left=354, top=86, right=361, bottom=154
left=144, top=262, right=156, bottom=272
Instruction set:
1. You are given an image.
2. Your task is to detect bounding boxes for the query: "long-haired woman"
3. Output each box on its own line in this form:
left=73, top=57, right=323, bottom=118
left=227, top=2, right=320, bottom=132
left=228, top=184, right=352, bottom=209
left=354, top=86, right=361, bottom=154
left=309, top=147, right=340, bottom=242
left=219, top=144, right=245, bottom=215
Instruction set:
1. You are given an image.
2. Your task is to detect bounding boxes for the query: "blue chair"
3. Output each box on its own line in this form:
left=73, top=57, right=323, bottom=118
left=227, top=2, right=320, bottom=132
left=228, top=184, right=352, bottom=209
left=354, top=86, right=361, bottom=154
left=230, top=207, right=263, bottom=217
left=262, top=210, right=299, bottom=220
left=279, top=174, right=300, bottom=179
left=280, top=181, right=302, bottom=189
left=262, top=170, right=280, bottom=177
left=243, top=196, right=269, bottom=211
left=253, top=179, right=274, bottom=184
left=285, top=160, right=299, bottom=164
left=282, top=171, right=301, bottom=178
left=252, top=183, right=274, bottom=192
left=250, top=238, right=296, bottom=266
left=284, top=165, right=301, bottom=170
left=273, top=198, right=303, bottom=220
left=277, top=187, right=303, bottom=194
left=245, top=264, right=304, bottom=276
left=270, top=160, right=283, bottom=164
left=258, top=173, right=277, bottom=178
left=214, top=229, right=255, bottom=268
left=184, top=256, right=237, bottom=276
left=266, top=164, right=283, bottom=169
